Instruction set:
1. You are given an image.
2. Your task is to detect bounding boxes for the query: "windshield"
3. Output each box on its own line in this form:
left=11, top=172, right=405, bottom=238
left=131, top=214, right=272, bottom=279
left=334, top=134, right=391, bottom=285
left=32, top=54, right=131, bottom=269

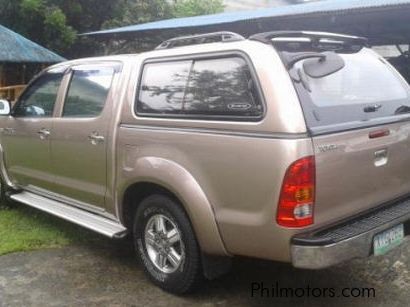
left=293, top=48, right=410, bottom=130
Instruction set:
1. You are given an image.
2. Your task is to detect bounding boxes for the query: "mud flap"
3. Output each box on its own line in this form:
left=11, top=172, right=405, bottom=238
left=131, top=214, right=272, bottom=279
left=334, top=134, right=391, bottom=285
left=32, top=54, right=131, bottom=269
left=201, top=253, right=232, bottom=280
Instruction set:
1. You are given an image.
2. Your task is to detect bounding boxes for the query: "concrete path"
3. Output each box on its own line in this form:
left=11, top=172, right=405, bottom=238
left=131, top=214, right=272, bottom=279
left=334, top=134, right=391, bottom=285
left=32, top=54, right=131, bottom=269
left=0, top=238, right=409, bottom=307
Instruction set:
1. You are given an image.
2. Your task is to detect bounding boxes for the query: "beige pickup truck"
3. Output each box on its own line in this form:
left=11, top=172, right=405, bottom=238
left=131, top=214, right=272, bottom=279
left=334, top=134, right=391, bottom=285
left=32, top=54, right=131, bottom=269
left=0, top=31, right=409, bottom=294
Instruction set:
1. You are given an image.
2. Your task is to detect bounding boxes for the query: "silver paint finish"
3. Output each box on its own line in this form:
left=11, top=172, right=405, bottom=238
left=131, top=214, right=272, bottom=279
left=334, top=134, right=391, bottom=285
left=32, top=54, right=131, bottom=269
left=312, top=121, right=410, bottom=227
left=1, top=117, right=55, bottom=191
left=49, top=63, right=122, bottom=208
left=10, top=191, right=127, bottom=238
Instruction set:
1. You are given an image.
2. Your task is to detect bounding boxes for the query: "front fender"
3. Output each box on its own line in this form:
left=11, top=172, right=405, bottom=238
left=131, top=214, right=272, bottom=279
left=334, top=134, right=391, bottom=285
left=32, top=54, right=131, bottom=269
left=118, top=156, right=229, bottom=256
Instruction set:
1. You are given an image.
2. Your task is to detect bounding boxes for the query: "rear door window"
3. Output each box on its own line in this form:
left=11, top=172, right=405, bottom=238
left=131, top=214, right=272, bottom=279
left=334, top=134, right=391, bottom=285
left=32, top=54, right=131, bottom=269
left=137, top=56, right=263, bottom=120
left=63, top=67, right=115, bottom=118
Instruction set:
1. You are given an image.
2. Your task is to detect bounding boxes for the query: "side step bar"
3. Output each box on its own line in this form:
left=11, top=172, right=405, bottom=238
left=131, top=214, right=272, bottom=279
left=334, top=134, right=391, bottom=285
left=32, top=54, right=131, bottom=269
left=10, top=191, right=128, bottom=239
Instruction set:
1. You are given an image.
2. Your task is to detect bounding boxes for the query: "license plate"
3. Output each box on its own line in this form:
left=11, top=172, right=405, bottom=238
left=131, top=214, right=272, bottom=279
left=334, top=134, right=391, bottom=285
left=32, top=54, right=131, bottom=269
left=373, top=224, right=404, bottom=256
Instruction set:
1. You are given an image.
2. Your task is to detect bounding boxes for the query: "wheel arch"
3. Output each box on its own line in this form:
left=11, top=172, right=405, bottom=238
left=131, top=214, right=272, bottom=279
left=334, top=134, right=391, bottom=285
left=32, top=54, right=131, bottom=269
left=117, top=157, right=228, bottom=256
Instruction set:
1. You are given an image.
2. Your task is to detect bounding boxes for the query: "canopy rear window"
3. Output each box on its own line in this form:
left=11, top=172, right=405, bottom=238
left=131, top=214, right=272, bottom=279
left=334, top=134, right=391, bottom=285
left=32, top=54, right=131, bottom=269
left=292, top=49, right=410, bottom=132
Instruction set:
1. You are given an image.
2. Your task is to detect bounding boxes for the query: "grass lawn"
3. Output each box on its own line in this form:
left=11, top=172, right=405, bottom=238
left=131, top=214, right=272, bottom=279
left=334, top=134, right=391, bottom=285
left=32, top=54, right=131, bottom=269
left=0, top=203, right=103, bottom=256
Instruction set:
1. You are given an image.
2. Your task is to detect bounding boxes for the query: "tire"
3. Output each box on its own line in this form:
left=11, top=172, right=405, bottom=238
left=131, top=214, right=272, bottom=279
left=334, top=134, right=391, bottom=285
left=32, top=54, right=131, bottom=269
left=133, top=194, right=202, bottom=294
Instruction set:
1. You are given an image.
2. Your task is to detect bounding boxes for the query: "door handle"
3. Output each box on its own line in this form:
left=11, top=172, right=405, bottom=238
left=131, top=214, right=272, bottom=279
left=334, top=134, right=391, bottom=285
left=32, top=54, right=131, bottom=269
left=2, top=127, right=15, bottom=135
left=88, top=132, right=105, bottom=145
left=37, top=128, right=50, bottom=140
left=374, top=148, right=388, bottom=167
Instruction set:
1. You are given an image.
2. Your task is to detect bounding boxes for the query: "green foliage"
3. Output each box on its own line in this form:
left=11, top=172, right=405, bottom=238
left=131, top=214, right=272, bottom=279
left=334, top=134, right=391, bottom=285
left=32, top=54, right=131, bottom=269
left=103, top=0, right=224, bottom=54
left=173, top=0, right=225, bottom=18
left=0, top=0, right=225, bottom=58
left=104, top=0, right=224, bottom=29
left=103, top=0, right=174, bottom=29
left=0, top=205, right=101, bottom=256
left=0, top=0, right=76, bottom=55
left=43, top=8, right=76, bottom=52
left=21, top=0, right=43, bottom=13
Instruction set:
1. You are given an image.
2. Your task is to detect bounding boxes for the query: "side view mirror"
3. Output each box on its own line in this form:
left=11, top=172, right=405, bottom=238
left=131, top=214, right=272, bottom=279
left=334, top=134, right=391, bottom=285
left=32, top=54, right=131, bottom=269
left=0, top=99, right=11, bottom=116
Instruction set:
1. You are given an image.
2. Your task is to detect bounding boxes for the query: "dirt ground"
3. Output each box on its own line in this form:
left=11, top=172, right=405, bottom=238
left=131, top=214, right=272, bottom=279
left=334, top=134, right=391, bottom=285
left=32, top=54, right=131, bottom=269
left=0, top=238, right=409, bottom=307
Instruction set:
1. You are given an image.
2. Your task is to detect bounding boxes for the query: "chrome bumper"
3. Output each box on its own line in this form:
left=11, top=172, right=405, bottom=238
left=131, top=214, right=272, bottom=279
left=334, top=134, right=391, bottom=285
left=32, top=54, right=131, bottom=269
left=291, top=197, right=410, bottom=269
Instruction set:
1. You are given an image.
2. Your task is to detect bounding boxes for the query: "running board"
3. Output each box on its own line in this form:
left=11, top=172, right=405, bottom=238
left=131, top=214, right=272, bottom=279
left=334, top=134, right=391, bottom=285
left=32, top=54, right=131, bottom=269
left=10, top=191, right=128, bottom=239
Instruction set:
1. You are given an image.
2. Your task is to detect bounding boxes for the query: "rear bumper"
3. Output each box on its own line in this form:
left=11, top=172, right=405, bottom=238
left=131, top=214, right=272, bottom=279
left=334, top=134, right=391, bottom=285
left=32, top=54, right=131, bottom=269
left=291, top=196, right=410, bottom=269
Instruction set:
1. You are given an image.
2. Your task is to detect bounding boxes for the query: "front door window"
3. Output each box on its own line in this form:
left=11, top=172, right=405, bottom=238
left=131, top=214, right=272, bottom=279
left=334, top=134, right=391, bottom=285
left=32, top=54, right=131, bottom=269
left=13, top=72, right=63, bottom=117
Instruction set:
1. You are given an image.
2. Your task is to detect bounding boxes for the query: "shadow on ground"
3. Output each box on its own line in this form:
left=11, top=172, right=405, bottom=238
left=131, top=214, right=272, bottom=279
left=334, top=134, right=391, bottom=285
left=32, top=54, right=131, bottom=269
left=0, top=235, right=409, bottom=307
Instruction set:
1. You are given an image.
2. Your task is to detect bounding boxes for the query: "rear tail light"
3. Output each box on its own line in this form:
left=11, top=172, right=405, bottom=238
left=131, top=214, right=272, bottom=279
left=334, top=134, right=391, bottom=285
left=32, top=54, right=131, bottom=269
left=277, top=156, right=315, bottom=227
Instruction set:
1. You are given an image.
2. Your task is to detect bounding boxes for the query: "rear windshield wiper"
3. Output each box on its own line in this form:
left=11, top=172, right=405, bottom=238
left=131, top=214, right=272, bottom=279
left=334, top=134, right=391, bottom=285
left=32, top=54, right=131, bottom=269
left=280, top=52, right=326, bottom=69
left=281, top=51, right=345, bottom=78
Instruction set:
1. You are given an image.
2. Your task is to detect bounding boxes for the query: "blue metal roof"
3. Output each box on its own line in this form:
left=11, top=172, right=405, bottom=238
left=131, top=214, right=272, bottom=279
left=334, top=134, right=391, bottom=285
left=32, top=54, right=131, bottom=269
left=0, top=25, right=65, bottom=63
left=85, top=0, right=410, bottom=36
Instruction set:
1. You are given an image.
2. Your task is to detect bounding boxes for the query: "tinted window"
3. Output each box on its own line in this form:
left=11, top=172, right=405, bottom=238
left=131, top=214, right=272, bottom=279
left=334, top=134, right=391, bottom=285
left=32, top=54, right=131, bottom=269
left=138, top=61, right=192, bottom=114
left=184, top=57, right=262, bottom=116
left=137, top=56, right=263, bottom=119
left=63, top=67, right=114, bottom=117
left=13, top=73, right=63, bottom=117
left=294, top=49, right=410, bottom=128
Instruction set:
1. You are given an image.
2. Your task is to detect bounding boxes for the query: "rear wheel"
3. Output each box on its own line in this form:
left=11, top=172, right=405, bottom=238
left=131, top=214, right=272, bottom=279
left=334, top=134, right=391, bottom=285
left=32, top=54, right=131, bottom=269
left=133, top=194, right=202, bottom=294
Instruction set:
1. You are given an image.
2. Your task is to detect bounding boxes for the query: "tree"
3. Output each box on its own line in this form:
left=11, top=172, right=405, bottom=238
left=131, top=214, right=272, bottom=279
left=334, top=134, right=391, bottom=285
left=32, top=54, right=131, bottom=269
left=172, top=0, right=225, bottom=18
left=104, top=0, right=224, bottom=28
left=103, top=0, right=224, bottom=54
left=0, top=0, right=225, bottom=58
left=0, top=0, right=76, bottom=55
left=103, top=0, right=174, bottom=29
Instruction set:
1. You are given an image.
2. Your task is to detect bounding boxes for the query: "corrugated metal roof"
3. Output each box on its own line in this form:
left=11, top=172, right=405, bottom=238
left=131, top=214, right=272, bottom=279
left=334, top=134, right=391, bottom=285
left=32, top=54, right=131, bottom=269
left=0, top=25, right=65, bottom=63
left=84, top=0, right=410, bottom=36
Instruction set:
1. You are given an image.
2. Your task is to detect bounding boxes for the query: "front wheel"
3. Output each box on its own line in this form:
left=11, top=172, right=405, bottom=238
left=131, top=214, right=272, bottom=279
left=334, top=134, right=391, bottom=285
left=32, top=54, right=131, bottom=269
left=133, top=194, right=202, bottom=294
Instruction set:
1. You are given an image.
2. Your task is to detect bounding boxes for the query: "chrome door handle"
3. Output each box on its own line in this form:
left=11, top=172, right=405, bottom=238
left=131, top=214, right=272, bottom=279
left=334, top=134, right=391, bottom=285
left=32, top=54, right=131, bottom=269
left=3, top=127, right=15, bottom=135
left=88, top=132, right=105, bottom=145
left=374, top=148, right=388, bottom=167
left=37, top=128, right=50, bottom=140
